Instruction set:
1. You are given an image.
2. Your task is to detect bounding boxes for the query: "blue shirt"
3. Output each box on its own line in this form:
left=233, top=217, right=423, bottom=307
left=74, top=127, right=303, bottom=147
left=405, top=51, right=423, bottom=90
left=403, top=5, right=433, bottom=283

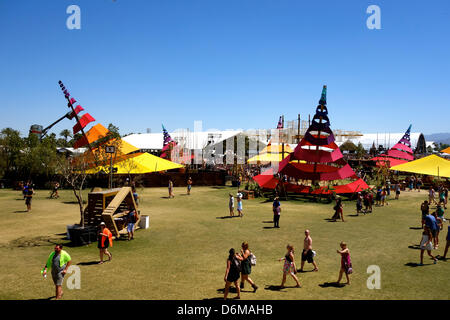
left=424, top=215, right=438, bottom=231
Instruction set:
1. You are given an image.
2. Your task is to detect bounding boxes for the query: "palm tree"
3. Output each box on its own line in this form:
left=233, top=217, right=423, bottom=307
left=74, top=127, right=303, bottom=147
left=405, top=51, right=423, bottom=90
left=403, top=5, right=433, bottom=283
left=59, top=129, right=72, bottom=147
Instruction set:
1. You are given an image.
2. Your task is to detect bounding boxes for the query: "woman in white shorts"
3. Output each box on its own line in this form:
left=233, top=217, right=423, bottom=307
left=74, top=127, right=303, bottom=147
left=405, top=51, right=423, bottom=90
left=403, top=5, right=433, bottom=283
left=419, top=226, right=437, bottom=265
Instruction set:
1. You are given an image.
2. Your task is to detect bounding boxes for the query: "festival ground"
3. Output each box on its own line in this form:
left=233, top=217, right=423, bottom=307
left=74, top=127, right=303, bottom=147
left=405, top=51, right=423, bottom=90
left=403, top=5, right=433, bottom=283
left=0, top=187, right=448, bottom=300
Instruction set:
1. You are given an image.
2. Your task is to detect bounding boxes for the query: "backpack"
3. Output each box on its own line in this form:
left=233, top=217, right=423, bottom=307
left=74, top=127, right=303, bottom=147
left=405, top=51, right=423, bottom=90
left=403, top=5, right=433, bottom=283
left=249, top=253, right=257, bottom=266
left=232, top=257, right=242, bottom=272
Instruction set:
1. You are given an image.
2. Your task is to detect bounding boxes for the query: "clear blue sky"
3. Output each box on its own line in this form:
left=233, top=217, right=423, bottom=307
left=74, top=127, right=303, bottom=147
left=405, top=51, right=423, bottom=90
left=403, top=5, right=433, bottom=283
left=1, top=0, right=449, bottom=137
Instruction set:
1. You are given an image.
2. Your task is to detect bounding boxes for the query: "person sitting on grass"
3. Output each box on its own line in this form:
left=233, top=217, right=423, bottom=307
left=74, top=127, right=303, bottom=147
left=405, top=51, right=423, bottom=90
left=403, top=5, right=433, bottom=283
left=336, top=242, right=352, bottom=285
left=419, top=226, right=437, bottom=266
left=279, top=244, right=301, bottom=288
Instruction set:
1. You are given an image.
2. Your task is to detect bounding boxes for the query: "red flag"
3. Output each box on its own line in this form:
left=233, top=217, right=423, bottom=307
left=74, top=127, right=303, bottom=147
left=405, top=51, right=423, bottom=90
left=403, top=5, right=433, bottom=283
left=73, top=113, right=95, bottom=134
left=69, top=98, right=77, bottom=105
left=67, top=105, right=84, bottom=119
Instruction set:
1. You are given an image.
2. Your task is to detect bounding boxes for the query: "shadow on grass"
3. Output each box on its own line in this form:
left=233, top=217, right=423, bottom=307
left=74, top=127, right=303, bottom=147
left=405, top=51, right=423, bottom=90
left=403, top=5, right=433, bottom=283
left=211, top=186, right=226, bottom=190
left=408, top=245, right=421, bottom=250
left=264, top=285, right=299, bottom=291
left=77, top=261, right=99, bottom=266
left=13, top=210, right=28, bottom=213
left=28, top=296, right=55, bottom=301
left=404, top=262, right=433, bottom=267
left=262, top=221, right=274, bottom=223
left=347, top=214, right=359, bottom=217
left=318, top=282, right=346, bottom=288
left=409, top=227, right=423, bottom=230
left=62, top=201, right=87, bottom=205
left=216, top=216, right=238, bottom=219
left=263, top=226, right=277, bottom=229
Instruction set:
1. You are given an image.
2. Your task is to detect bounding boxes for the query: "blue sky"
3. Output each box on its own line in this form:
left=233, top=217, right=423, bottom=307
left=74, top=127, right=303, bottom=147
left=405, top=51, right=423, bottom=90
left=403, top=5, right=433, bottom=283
left=0, top=0, right=449, bottom=137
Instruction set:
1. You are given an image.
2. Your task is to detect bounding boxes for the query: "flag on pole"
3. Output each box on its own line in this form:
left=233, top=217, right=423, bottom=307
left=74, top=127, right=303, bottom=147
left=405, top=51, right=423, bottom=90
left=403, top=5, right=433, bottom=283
left=73, top=113, right=95, bottom=134
left=160, top=124, right=176, bottom=159
left=276, top=116, right=283, bottom=129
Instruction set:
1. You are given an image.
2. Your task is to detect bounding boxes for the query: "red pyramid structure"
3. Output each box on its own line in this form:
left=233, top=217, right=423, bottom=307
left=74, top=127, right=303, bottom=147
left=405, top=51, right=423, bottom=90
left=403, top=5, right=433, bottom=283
left=371, top=125, right=414, bottom=168
left=257, top=85, right=369, bottom=195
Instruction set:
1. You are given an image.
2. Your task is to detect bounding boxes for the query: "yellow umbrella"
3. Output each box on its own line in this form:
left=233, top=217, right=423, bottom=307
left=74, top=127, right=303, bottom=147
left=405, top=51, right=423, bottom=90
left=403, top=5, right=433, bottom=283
left=390, top=154, right=450, bottom=178
left=87, top=152, right=183, bottom=174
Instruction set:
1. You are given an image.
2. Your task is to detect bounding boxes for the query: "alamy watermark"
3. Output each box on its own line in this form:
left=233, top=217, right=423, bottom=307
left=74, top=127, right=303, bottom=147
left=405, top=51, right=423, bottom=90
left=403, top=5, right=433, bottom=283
left=66, top=5, right=81, bottom=30
left=366, top=5, right=381, bottom=30
left=366, top=265, right=381, bottom=289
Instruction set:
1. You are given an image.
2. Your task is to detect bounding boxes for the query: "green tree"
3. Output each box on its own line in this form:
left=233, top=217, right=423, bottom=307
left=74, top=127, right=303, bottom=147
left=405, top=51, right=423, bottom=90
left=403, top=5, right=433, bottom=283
left=356, top=142, right=367, bottom=158
left=58, top=129, right=72, bottom=147
left=0, top=128, right=25, bottom=179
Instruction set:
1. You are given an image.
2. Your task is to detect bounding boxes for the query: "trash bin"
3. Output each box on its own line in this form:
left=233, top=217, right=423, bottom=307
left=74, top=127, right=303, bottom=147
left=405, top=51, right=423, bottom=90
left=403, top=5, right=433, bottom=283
left=139, top=215, right=149, bottom=229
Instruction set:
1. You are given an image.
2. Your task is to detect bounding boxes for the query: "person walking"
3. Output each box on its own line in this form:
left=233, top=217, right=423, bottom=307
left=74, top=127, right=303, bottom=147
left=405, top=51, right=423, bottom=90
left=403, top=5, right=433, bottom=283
left=50, top=182, right=60, bottom=199
left=42, top=244, right=71, bottom=300
left=331, top=198, right=344, bottom=222
left=356, top=193, right=363, bottom=215
left=236, top=192, right=243, bottom=217
left=432, top=211, right=443, bottom=249
left=224, top=248, right=241, bottom=300
left=228, top=193, right=235, bottom=217
left=428, top=186, right=436, bottom=205
left=279, top=244, right=301, bottom=288
left=168, top=179, right=174, bottom=198
left=419, top=226, right=437, bottom=265
left=395, top=183, right=401, bottom=200
left=239, top=242, right=258, bottom=292
left=187, top=177, right=192, bottom=195
left=442, top=225, right=450, bottom=260
left=424, top=213, right=439, bottom=250
left=132, top=186, right=139, bottom=206
left=299, top=229, right=318, bottom=272
left=273, top=197, right=281, bottom=228
left=421, top=200, right=430, bottom=229
left=25, top=182, right=34, bottom=212
left=336, top=242, right=352, bottom=285
left=98, top=222, right=113, bottom=264
left=127, top=209, right=138, bottom=241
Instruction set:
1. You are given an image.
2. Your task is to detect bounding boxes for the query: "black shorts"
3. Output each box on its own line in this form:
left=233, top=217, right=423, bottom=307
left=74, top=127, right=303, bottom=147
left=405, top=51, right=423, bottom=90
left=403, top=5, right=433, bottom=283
left=98, top=238, right=109, bottom=249
left=302, top=249, right=314, bottom=263
left=25, top=197, right=32, bottom=205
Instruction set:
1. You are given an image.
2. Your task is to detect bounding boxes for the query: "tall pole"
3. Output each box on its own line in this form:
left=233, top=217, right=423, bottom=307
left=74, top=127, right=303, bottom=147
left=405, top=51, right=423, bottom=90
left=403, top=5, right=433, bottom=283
left=109, top=153, right=113, bottom=189
left=297, top=114, right=301, bottom=143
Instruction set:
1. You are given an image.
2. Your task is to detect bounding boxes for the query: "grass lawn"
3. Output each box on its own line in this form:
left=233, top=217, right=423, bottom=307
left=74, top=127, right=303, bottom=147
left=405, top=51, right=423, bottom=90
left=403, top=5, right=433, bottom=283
left=0, top=186, right=448, bottom=300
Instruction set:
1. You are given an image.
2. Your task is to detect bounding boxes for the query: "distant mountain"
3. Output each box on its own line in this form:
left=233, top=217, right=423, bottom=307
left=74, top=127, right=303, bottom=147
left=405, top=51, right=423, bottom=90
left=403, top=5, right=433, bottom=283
left=425, top=133, right=450, bottom=145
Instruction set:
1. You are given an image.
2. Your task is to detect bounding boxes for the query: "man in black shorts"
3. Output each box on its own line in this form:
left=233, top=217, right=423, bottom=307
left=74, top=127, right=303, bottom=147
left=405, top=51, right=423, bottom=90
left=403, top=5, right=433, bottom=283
left=25, top=183, right=34, bottom=212
left=299, top=229, right=318, bottom=272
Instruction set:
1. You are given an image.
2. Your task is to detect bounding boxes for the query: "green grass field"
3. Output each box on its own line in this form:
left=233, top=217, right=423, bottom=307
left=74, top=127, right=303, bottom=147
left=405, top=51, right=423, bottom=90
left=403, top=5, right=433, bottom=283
left=0, top=186, right=448, bottom=300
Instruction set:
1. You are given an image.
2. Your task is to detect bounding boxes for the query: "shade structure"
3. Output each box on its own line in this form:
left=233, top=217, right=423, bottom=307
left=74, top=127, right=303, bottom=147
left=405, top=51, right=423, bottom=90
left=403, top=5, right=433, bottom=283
left=87, top=152, right=184, bottom=174
left=390, top=155, right=450, bottom=178
left=278, top=85, right=358, bottom=183
left=252, top=168, right=279, bottom=189
left=73, top=123, right=109, bottom=149
left=442, top=147, right=450, bottom=154
left=371, top=125, right=414, bottom=168
left=247, top=144, right=293, bottom=164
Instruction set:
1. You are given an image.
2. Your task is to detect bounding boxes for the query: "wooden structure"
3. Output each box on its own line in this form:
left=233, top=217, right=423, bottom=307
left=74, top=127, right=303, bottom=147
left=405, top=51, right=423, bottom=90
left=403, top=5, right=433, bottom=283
left=83, top=187, right=140, bottom=237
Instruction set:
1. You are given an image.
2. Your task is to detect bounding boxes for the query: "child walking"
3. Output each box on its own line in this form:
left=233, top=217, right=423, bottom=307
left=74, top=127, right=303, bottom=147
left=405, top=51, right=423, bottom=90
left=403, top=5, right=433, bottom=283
left=279, top=244, right=301, bottom=288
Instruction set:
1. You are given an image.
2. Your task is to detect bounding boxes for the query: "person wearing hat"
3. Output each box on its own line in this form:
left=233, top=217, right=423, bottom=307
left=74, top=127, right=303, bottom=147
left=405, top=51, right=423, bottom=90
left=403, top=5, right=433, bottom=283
left=273, top=197, right=281, bottom=228
left=42, top=244, right=71, bottom=300
left=98, top=222, right=113, bottom=264
left=236, top=193, right=243, bottom=217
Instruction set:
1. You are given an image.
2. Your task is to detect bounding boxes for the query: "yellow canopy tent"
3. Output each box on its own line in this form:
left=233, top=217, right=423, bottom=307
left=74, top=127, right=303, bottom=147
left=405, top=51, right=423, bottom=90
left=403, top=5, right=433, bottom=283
left=247, top=144, right=293, bottom=164
left=390, top=154, right=450, bottom=178
left=87, top=152, right=184, bottom=174
left=442, top=147, right=450, bottom=154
